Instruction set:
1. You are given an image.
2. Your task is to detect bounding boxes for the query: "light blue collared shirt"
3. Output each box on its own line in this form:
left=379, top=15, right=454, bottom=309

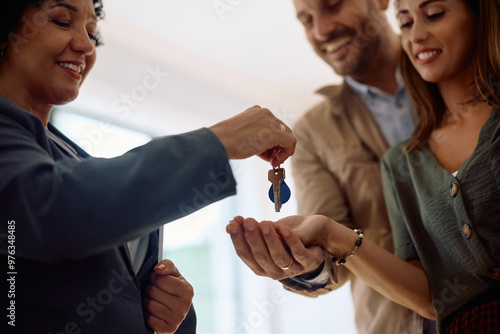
left=345, top=73, right=414, bottom=146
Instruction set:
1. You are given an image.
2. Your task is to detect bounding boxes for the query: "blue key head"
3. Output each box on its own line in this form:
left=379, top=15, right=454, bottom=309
left=268, top=181, right=291, bottom=204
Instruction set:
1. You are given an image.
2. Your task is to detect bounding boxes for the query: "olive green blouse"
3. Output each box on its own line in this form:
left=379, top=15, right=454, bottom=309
left=381, top=108, right=500, bottom=332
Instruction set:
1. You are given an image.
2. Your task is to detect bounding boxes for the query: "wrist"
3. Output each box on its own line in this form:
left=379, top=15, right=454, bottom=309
left=322, top=223, right=360, bottom=259
left=331, top=229, right=363, bottom=266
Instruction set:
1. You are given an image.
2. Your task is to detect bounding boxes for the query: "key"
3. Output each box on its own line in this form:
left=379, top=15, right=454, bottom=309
left=268, top=173, right=291, bottom=211
left=268, top=167, right=285, bottom=212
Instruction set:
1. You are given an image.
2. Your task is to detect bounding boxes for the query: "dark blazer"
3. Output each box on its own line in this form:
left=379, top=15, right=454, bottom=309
left=0, top=97, right=236, bottom=333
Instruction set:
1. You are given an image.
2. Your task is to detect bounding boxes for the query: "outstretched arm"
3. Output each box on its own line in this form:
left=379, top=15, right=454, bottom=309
left=271, top=215, right=436, bottom=320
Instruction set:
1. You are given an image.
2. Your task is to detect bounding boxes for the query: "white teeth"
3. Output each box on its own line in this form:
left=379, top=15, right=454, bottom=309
left=417, top=50, right=440, bottom=60
left=58, top=62, right=82, bottom=74
left=322, top=36, right=352, bottom=53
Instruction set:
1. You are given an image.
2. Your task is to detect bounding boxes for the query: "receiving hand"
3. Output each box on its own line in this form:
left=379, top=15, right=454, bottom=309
left=208, top=106, right=296, bottom=167
left=226, top=216, right=324, bottom=280
left=143, top=259, right=194, bottom=334
left=271, top=215, right=356, bottom=259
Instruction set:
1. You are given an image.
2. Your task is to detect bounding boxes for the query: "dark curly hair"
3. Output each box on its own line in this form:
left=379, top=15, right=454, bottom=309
left=0, top=0, right=104, bottom=46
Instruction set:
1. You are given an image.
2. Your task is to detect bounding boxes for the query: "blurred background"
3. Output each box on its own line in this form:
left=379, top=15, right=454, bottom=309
left=52, top=0, right=398, bottom=332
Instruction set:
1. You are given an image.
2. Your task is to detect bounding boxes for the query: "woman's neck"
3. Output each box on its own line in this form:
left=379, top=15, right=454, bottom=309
left=429, top=77, right=493, bottom=173
left=437, top=76, right=487, bottom=120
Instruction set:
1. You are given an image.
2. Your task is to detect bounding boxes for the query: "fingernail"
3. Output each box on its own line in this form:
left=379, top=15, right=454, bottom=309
left=228, top=224, right=237, bottom=235
left=261, top=225, right=270, bottom=235
left=246, top=223, right=255, bottom=232
left=281, top=228, right=290, bottom=238
left=156, top=263, right=166, bottom=270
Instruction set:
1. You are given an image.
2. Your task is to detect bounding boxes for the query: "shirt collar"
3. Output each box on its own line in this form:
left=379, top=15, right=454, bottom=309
left=345, top=68, right=405, bottom=100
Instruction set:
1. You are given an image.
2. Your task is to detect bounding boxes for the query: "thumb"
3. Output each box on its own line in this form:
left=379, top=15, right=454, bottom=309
left=291, top=226, right=319, bottom=247
left=154, top=259, right=181, bottom=277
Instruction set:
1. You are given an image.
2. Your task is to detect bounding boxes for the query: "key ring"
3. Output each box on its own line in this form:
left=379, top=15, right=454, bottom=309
left=270, top=147, right=281, bottom=167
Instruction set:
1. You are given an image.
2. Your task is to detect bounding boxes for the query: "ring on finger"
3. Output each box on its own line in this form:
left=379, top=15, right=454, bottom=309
left=280, top=257, right=294, bottom=271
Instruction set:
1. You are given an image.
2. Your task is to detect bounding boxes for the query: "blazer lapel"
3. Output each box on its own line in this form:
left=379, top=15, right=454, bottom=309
left=136, top=230, right=159, bottom=284
left=340, top=84, right=389, bottom=158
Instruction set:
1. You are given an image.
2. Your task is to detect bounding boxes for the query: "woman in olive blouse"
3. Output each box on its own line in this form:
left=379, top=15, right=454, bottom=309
left=231, top=0, right=500, bottom=332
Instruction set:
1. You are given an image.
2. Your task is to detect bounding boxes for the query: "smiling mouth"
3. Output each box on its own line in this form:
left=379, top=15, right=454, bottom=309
left=417, top=50, right=442, bottom=61
left=57, top=62, right=83, bottom=74
left=320, top=36, right=353, bottom=54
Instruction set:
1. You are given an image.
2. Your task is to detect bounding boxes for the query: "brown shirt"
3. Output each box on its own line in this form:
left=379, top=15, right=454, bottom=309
left=286, top=83, right=425, bottom=333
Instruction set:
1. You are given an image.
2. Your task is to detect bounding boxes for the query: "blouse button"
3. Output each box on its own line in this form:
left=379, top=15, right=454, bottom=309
left=450, top=183, right=459, bottom=197
left=489, top=268, right=500, bottom=280
left=462, top=224, right=472, bottom=239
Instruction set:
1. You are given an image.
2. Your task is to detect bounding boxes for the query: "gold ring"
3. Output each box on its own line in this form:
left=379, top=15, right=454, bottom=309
left=280, top=124, right=286, bottom=132
left=280, top=257, right=294, bottom=271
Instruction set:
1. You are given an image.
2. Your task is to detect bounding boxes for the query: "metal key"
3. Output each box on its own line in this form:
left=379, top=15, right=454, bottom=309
left=268, top=166, right=285, bottom=212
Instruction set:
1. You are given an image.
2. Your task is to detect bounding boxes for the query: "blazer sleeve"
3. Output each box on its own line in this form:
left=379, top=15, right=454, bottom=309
left=0, top=107, right=237, bottom=262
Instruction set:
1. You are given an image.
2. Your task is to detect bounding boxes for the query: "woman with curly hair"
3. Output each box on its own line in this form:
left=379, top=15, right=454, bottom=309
left=0, top=1, right=296, bottom=333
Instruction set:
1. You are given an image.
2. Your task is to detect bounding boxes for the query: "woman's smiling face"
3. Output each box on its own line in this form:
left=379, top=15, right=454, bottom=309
left=2, top=0, right=99, bottom=106
left=397, top=0, right=476, bottom=84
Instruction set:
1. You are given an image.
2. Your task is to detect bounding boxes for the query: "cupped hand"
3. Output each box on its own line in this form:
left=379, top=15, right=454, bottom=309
left=272, top=215, right=333, bottom=248
left=143, top=259, right=194, bottom=334
left=226, top=216, right=324, bottom=280
left=208, top=106, right=296, bottom=167
left=272, top=215, right=356, bottom=258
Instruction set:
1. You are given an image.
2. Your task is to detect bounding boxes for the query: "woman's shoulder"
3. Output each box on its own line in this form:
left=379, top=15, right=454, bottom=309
left=0, top=96, right=42, bottom=127
left=0, top=96, right=47, bottom=142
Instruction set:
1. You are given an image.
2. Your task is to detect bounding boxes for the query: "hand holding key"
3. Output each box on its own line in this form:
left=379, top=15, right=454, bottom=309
left=208, top=106, right=296, bottom=167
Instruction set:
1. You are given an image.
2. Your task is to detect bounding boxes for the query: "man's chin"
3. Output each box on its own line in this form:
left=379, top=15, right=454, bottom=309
left=328, top=62, right=355, bottom=77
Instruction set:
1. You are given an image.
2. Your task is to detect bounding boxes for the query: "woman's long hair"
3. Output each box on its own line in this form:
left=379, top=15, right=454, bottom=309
left=401, top=0, right=500, bottom=152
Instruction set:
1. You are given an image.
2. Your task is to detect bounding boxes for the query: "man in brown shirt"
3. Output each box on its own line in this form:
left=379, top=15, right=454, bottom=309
left=227, top=0, right=437, bottom=333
